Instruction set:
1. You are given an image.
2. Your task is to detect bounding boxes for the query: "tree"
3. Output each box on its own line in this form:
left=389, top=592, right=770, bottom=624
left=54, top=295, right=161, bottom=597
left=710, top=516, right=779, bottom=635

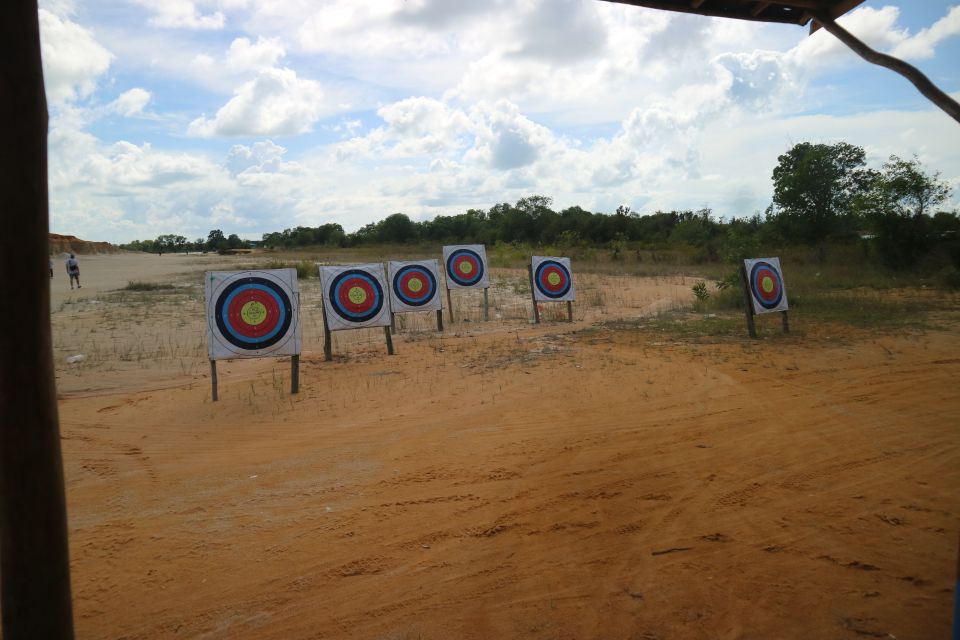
left=864, top=155, right=953, bottom=268
left=376, top=213, right=418, bottom=243
left=206, top=229, right=226, bottom=251
left=770, top=142, right=868, bottom=244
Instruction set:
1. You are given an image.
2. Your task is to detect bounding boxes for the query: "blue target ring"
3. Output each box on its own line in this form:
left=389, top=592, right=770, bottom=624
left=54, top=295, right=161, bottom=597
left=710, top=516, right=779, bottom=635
left=749, top=261, right=784, bottom=310
left=534, top=260, right=572, bottom=299
left=446, top=249, right=485, bottom=287
left=393, top=264, right=438, bottom=307
left=214, top=277, right=292, bottom=350
left=329, top=269, right=384, bottom=322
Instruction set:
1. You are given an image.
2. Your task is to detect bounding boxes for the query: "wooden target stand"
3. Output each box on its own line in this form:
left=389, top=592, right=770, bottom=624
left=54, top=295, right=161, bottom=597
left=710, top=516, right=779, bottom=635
left=445, top=287, right=490, bottom=324
left=528, top=264, right=573, bottom=324
left=390, top=309, right=443, bottom=334
left=206, top=270, right=301, bottom=402
left=323, top=312, right=394, bottom=362
left=210, top=355, right=298, bottom=402
left=739, top=263, right=789, bottom=339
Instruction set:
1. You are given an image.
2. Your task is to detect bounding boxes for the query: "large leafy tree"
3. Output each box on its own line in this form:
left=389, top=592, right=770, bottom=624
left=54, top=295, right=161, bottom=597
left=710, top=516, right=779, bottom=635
left=770, top=142, right=868, bottom=244
left=863, top=155, right=953, bottom=267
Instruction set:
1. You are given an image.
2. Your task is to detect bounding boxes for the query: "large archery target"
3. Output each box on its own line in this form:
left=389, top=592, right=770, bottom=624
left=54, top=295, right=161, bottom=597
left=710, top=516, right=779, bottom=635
left=442, top=244, right=489, bottom=289
left=744, top=257, right=789, bottom=314
left=319, top=263, right=391, bottom=331
left=532, top=256, right=575, bottom=302
left=206, top=269, right=301, bottom=360
left=388, top=260, right=442, bottom=313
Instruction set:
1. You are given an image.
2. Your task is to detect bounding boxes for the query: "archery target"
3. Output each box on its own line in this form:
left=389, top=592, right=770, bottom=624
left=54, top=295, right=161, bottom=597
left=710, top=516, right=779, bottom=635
left=532, top=256, right=575, bottom=302
left=442, top=244, right=489, bottom=289
left=319, top=263, right=391, bottom=331
left=744, top=257, right=789, bottom=314
left=388, top=260, right=442, bottom=313
left=206, top=269, right=301, bottom=360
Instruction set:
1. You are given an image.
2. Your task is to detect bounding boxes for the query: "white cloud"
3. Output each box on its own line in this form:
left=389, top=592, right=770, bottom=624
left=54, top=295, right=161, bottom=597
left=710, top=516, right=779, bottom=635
left=187, top=67, right=325, bottom=137
left=890, top=5, right=960, bottom=59
left=226, top=36, right=286, bottom=71
left=38, top=8, right=113, bottom=104
left=133, top=0, right=225, bottom=30
left=108, top=88, right=151, bottom=116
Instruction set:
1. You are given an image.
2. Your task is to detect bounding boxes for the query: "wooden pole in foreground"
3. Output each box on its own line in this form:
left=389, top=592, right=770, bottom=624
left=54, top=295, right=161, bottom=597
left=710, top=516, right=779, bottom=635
left=483, top=288, right=489, bottom=321
left=323, top=313, right=333, bottom=361
left=952, top=531, right=960, bottom=640
left=446, top=287, right=455, bottom=324
left=384, top=326, right=395, bottom=355
left=389, top=312, right=397, bottom=335
left=210, top=360, right=219, bottom=401
left=781, top=310, right=790, bottom=334
left=528, top=264, right=541, bottom=324
left=0, top=1, right=75, bottom=636
left=739, top=264, right=757, bottom=339
left=436, top=309, right=444, bottom=332
left=290, top=355, right=299, bottom=394
left=567, top=300, right=573, bottom=323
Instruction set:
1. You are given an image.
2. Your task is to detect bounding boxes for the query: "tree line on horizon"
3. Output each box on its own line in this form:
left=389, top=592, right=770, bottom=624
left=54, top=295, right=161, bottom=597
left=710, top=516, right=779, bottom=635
left=120, top=141, right=960, bottom=272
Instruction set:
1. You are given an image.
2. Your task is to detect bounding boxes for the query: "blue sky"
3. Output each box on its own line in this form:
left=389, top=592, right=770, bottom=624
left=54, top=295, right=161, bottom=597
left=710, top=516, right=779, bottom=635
left=39, top=0, right=960, bottom=243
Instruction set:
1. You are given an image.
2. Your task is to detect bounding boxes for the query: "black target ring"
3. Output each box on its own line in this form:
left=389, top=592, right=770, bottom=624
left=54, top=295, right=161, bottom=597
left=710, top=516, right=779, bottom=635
left=749, top=261, right=784, bottom=310
left=214, top=277, right=293, bottom=350
left=393, top=264, right=438, bottom=307
left=446, top=248, right=485, bottom=287
left=534, top=260, right=572, bottom=299
left=328, top=269, right=385, bottom=323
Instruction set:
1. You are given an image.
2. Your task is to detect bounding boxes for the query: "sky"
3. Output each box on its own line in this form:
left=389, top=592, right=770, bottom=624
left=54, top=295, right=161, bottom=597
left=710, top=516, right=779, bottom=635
left=38, top=0, right=960, bottom=244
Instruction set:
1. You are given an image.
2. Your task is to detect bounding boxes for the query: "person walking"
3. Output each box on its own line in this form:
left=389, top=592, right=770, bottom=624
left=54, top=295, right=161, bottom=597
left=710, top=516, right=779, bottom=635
left=65, top=254, right=81, bottom=289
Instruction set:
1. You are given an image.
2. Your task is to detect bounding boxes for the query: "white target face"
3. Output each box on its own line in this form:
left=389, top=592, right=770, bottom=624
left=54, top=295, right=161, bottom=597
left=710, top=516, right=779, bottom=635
left=388, top=260, right=442, bottom=313
left=319, top=263, right=392, bottom=331
left=206, top=269, right=301, bottom=360
left=531, top=256, right=575, bottom=302
left=442, top=244, right=489, bottom=289
left=744, top=257, right=789, bottom=314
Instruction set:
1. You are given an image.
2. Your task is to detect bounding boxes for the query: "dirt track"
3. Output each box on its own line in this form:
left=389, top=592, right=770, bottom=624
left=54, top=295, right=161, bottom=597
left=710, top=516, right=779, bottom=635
left=51, top=255, right=959, bottom=639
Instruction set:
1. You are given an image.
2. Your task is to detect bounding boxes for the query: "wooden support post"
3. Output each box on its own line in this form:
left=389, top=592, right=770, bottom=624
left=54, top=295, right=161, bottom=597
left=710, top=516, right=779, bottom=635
left=323, top=313, right=332, bottom=362
left=781, top=311, right=790, bottom=334
left=446, top=287, right=454, bottom=324
left=483, top=288, right=489, bottom=322
left=436, top=309, right=444, bottom=332
left=1, top=2, right=75, bottom=636
left=567, top=300, right=573, bottom=323
left=290, top=355, right=299, bottom=394
left=739, top=264, right=757, bottom=339
left=384, top=326, right=395, bottom=355
left=210, top=359, right=219, bottom=401
left=528, top=264, right=541, bottom=324
left=390, top=312, right=397, bottom=335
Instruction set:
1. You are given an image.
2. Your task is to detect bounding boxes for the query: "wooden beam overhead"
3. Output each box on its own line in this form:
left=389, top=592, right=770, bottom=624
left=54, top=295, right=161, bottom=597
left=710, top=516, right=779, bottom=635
left=599, top=0, right=865, bottom=27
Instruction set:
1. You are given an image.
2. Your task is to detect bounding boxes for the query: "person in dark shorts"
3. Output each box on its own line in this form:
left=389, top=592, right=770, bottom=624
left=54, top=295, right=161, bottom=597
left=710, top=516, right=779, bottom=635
left=66, top=254, right=81, bottom=289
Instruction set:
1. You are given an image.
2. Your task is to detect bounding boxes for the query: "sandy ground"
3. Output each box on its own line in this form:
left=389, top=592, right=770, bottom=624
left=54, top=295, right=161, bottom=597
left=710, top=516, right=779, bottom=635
left=44, top=254, right=959, bottom=639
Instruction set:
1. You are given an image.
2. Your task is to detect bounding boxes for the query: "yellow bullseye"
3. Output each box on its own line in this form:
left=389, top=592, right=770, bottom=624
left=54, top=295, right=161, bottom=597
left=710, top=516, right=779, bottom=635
left=761, top=276, right=775, bottom=294
left=547, top=272, right=562, bottom=286
left=408, top=277, right=423, bottom=293
left=459, top=261, right=473, bottom=274
left=348, top=286, right=367, bottom=304
left=240, top=301, right=267, bottom=325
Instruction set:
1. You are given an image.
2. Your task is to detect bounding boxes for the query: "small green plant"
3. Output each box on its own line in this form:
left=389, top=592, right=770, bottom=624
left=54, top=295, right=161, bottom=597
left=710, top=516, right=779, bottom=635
left=692, top=281, right=709, bottom=303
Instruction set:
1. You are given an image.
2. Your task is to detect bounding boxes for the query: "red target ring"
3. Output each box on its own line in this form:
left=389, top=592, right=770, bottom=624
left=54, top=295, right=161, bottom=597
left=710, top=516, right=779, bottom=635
left=226, top=288, right=283, bottom=339
left=337, top=277, right=377, bottom=315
